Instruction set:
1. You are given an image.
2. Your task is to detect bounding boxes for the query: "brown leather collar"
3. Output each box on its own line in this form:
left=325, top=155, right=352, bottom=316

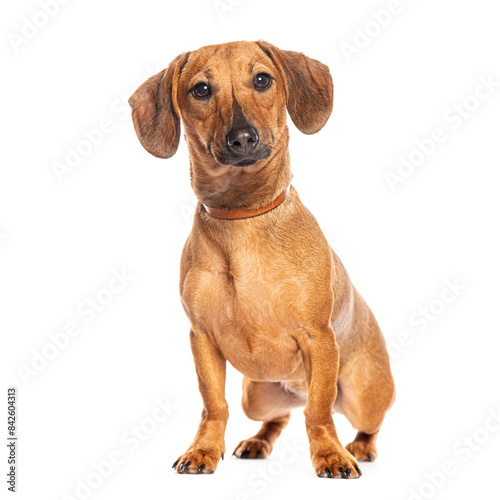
left=202, top=185, right=290, bottom=220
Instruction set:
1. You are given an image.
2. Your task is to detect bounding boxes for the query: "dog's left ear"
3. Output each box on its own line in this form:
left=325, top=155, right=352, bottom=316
left=129, top=52, right=190, bottom=159
left=256, top=41, right=333, bottom=135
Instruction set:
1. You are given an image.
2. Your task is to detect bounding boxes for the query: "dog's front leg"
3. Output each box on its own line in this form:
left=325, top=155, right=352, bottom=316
left=296, top=325, right=362, bottom=479
left=172, top=328, right=228, bottom=474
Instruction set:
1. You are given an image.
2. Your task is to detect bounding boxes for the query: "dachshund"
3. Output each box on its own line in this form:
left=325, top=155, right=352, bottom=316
left=129, top=40, right=395, bottom=479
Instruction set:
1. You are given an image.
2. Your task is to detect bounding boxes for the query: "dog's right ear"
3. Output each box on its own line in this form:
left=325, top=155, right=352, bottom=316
left=129, top=52, right=189, bottom=159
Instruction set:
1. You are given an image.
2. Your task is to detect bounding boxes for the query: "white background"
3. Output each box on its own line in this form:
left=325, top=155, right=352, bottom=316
left=2, top=0, right=500, bottom=499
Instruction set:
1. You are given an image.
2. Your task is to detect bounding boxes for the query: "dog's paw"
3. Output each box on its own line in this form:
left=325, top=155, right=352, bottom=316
left=233, top=437, right=272, bottom=459
left=345, top=440, right=377, bottom=462
left=172, top=447, right=224, bottom=474
left=312, top=447, right=362, bottom=479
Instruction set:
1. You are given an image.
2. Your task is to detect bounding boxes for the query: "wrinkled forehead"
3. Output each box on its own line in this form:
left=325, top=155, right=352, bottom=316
left=180, top=42, right=276, bottom=87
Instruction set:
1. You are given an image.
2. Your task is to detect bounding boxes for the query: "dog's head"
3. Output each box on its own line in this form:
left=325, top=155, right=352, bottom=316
left=129, top=41, right=333, bottom=168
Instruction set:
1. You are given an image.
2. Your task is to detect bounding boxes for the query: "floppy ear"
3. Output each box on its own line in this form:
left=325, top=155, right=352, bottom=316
left=129, top=52, right=189, bottom=158
left=256, top=41, right=333, bottom=134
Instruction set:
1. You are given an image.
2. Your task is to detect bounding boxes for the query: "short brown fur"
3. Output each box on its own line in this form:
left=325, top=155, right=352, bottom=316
left=129, top=41, right=395, bottom=478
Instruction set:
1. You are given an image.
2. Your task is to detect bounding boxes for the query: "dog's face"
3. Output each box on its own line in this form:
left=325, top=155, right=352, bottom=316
left=176, top=42, right=285, bottom=168
left=129, top=41, right=333, bottom=170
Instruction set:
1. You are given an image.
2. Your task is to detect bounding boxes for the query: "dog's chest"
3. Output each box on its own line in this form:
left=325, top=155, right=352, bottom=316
left=182, top=258, right=305, bottom=381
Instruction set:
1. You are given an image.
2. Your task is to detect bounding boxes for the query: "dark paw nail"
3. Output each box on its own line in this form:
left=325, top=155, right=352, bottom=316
left=232, top=450, right=237, bottom=456
left=256, top=451, right=262, bottom=459
left=197, top=464, right=206, bottom=474
left=345, top=468, right=351, bottom=477
left=325, top=467, right=334, bottom=478
left=180, top=461, right=191, bottom=471
left=172, top=460, right=179, bottom=469
left=221, top=452, right=224, bottom=460
left=355, top=465, right=362, bottom=476
left=241, top=449, right=250, bottom=459
left=339, top=467, right=348, bottom=478
left=367, top=453, right=374, bottom=462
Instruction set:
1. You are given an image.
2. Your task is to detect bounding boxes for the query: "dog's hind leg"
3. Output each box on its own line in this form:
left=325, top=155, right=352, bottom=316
left=233, top=378, right=306, bottom=459
left=345, top=431, right=380, bottom=462
left=336, top=328, right=395, bottom=462
left=337, top=358, right=395, bottom=462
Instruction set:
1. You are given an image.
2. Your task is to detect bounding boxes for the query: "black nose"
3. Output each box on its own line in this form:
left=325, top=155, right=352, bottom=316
left=226, top=126, right=259, bottom=154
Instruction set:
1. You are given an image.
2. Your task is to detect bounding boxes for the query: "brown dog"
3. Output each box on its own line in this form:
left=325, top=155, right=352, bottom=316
left=129, top=41, right=395, bottom=479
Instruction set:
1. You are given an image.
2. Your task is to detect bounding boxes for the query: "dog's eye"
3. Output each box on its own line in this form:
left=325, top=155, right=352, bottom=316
left=191, top=82, right=211, bottom=100
left=254, top=73, right=272, bottom=91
